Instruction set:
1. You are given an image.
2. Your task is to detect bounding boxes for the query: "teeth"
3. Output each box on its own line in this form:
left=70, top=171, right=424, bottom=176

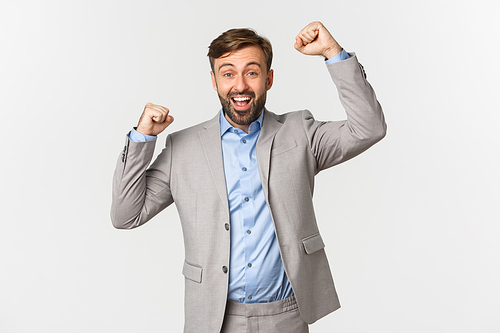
left=233, top=97, right=250, bottom=102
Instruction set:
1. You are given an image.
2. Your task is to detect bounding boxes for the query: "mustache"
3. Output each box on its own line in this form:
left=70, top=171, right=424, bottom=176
left=227, top=91, right=256, bottom=99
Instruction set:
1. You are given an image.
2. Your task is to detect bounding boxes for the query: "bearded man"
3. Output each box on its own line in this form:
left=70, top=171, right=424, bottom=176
left=111, top=21, right=386, bottom=333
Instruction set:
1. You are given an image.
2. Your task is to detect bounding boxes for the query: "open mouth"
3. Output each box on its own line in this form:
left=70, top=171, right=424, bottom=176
left=231, top=96, right=252, bottom=111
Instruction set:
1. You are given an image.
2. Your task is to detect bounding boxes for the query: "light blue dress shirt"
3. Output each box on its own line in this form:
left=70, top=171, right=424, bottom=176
left=219, top=111, right=293, bottom=303
left=128, top=49, right=350, bottom=303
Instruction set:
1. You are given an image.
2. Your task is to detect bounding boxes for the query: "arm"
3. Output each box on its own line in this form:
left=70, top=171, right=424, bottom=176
left=295, top=21, right=386, bottom=171
left=111, top=103, right=175, bottom=229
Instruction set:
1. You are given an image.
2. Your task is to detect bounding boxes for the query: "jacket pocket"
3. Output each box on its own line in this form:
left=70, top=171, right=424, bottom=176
left=302, top=233, right=325, bottom=255
left=271, top=139, right=298, bottom=157
left=182, top=261, right=203, bottom=283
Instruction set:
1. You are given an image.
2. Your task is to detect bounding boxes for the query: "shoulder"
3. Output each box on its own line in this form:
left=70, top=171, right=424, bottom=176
left=265, top=109, right=315, bottom=124
left=264, top=109, right=317, bottom=134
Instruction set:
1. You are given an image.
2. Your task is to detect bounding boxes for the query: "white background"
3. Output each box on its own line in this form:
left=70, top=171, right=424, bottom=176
left=1, top=0, right=499, bottom=332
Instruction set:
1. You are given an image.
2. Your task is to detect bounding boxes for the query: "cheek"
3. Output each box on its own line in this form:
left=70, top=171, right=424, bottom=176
left=249, top=80, right=265, bottom=93
left=216, top=85, right=229, bottom=96
left=257, top=82, right=268, bottom=94
left=218, top=81, right=231, bottom=92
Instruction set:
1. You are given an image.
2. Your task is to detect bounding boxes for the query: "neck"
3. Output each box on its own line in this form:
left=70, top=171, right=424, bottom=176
left=224, top=113, right=250, bottom=133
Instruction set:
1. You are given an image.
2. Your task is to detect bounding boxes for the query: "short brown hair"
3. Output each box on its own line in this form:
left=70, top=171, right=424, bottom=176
left=208, top=28, right=273, bottom=72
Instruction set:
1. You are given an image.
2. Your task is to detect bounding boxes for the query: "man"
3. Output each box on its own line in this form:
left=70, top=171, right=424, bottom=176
left=111, top=21, right=386, bottom=333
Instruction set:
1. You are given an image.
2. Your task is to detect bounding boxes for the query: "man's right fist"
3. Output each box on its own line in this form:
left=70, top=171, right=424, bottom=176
left=136, top=102, right=174, bottom=136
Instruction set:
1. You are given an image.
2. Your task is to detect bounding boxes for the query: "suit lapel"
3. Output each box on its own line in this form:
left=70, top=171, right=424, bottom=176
left=199, top=112, right=229, bottom=214
left=257, top=109, right=282, bottom=200
left=198, top=109, right=282, bottom=213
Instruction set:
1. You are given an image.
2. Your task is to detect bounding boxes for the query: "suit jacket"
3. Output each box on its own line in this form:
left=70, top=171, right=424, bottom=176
left=111, top=54, right=386, bottom=333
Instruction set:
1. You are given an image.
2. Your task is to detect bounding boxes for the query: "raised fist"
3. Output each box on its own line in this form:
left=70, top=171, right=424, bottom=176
left=136, top=102, right=174, bottom=136
left=294, top=21, right=343, bottom=60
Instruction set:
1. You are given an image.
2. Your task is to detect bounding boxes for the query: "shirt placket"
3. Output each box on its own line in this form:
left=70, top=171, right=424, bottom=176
left=238, top=130, right=258, bottom=302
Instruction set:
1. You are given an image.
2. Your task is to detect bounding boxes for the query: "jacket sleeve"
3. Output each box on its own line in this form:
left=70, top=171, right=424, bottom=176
left=303, top=53, right=387, bottom=173
left=110, top=135, right=174, bottom=229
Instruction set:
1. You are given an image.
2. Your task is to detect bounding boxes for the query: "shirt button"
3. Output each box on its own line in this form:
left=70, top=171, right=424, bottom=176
left=244, top=197, right=249, bottom=202
left=248, top=296, right=252, bottom=300
left=224, top=223, right=229, bottom=231
left=242, top=139, right=247, bottom=144
left=247, top=230, right=251, bottom=234
left=247, top=263, right=252, bottom=267
left=242, top=167, right=247, bottom=171
left=222, top=266, right=228, bottom=273
left=234, top=129, right=238, bottom=133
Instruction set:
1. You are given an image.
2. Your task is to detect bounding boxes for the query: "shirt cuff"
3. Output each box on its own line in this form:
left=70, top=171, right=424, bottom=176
left=128, top=127, right=157, bottom=142
left=325, top=49, right=350, bottom=64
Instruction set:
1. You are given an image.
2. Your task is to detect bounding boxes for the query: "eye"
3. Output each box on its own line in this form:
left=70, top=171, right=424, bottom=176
left=223, top=73, right=232, bottom=77
left=248, top=72, right=257, bottom=76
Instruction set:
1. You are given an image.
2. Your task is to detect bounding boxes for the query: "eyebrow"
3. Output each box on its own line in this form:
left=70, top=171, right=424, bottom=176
left=218, top=61, right=262, bottom=71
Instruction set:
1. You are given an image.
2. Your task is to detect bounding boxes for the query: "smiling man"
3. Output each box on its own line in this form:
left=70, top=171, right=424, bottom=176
left=210, top=40, right=273, bottom=131
left=111, top=21, right=386, bottom=333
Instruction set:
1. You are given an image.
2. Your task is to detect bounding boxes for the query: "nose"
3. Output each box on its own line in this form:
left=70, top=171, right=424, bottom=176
left=233, top=75, right=249, bottom=93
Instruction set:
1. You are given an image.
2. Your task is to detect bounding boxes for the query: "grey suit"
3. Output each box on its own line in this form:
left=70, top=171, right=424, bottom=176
left=111, top=54, right=386, bottom=333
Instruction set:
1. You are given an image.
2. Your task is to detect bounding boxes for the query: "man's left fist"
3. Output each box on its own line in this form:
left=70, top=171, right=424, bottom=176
left=294, top=21, right=343, bottom=60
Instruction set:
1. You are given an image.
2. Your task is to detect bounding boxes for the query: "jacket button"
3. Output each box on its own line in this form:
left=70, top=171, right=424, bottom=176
left=225, top=223, right=230, bottom=231
left=222, top=266, right=228, bottom=273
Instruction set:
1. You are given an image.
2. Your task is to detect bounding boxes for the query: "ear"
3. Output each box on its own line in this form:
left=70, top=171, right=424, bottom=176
left=266, top=69, right=274, bottom=91
left=211, top=71, right=217, bottom=91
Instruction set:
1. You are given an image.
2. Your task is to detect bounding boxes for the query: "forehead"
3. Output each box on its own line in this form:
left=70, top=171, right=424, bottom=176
left=214, top=45, right=266, bottom=71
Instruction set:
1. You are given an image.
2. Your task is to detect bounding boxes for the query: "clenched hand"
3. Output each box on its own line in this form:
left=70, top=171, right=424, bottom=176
left=136, top=102, right=174, bottom=136
left=294, top=21, right=343, bottom=60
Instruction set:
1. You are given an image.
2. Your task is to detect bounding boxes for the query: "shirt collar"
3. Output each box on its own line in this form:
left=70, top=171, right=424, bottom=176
left=219, top=108, right=264, bottom=136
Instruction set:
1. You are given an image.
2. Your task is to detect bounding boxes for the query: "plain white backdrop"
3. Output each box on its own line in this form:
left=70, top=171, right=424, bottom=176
left=1, top=0, right=499, bottom=332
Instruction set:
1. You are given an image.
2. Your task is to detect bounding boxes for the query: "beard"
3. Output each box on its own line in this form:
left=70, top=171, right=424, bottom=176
left=218, top=90, right=267, bottom=126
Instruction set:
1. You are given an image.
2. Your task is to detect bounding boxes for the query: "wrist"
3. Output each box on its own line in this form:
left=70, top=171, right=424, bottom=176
left=323, top=45, right=343, bottom=60
left=135, top=126, right=155, bottom=136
